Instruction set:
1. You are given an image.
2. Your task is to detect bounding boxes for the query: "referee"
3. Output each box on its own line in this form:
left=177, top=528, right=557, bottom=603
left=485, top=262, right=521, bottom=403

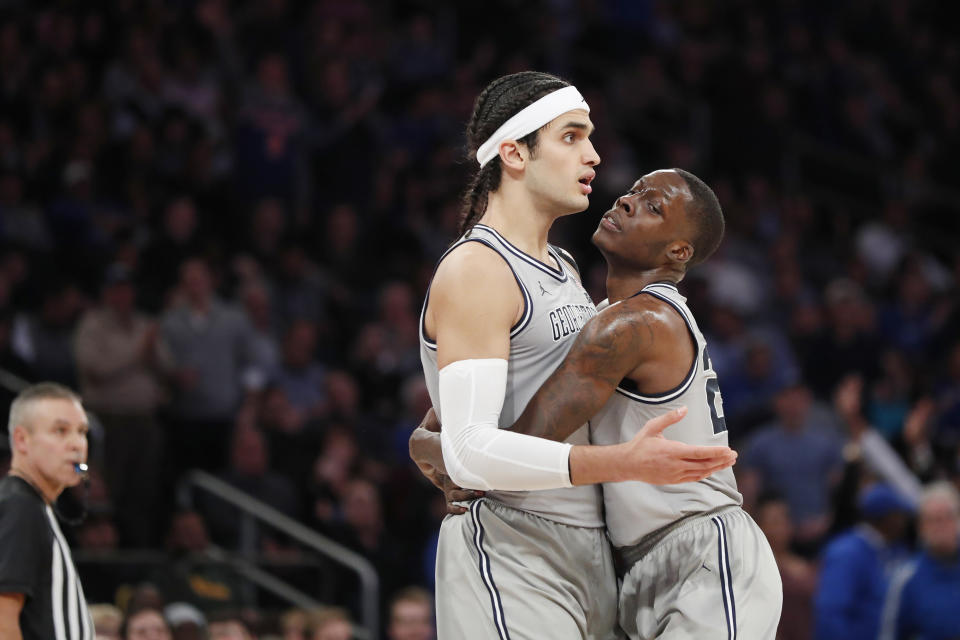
left=0, top=382, right=93, bottom=639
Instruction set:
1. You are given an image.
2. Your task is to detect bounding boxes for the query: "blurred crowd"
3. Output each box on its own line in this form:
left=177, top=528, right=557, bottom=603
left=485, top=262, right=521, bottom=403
left=0, top=0, right=958, bottom=638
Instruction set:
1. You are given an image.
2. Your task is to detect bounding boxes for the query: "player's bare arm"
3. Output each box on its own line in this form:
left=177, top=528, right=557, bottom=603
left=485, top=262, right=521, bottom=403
left=412, top=293, right=737, bottom=490
left=409, top=249, right=590, bottom=482
left=513, top=295, right=736, bottom=486
left=0, top=593, right=25, bottom=640
left=509, top=301, right=659, bottom=442
left=425, top=242, right=521, bottom=367
left=411, top=241, right=520, bottom=503
left=423, top=239, right=587, bottom=492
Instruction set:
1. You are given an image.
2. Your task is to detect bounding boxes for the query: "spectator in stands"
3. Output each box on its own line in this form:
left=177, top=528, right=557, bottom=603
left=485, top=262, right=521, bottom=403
left=90, top=603, right=123, bottom=640
left=756, top=495, right=816, bottom=640
left=238, top=281, right=280, bottom=384
left=308, top=426, right=359, bottom=534
left=202, top=428, right=299, bottom=549
left=279, top=608, right=308, bottom=640
left=11, top=280, right=86, bottom=386
left=161, top=258, right=258, bottom=472
left=272, top=319, right=327, bottom=417
left=814, top=484, right=914, bottom=640
left=243, top=198, right=287, bottom=269
left=308, top=606, right=352, bottom=640
left=271, top=242, right=335, bottom=335
left=351, top=281, right=421, bottom=406
left=163, top=602, right=206, bottom=640
left=124, top=583, right=167, bottom=617
left=320, top=371, right=386, bottom=460
left=234, top=51, right=308, bottom=204
left=74, top=263, right=170, bottom=546
left=880, top=481, right=960, bottom=640
left=150, top=510, right=244, bottom=613
left=257, top=384, right=320, bottom=488
left=333, top=478, right=407, bottom=607
left=719, top=336, right=784, bottom=435
left=801, top=279, right=881, bottom=399
left=387, top=587, right=433, bottom=640
left=741, top=380, right=845, bottom=544
left=122, top=607, right=172, bottom=640
left=139, top=197, right=204, bottom=311
left=879, top=256, right=940, bottom=359
left=832, top=375, right=926, bottom=508
left=207, top=609, right=256, bottom=640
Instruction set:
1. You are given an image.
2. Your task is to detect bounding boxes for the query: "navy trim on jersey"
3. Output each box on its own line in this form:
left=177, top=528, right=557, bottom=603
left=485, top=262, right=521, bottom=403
left=550, top=244, right=581, bottom=278
left=473, top=224, right=569, bottom=282
left=420, top=238, right=533, bottom=351
left=471, top=501, right=512, bottom=640
left=613, top=288, right=699, bottom=404
left=644, top=281, right=680, bottom=294
left=712, top=515, right=737, bottom=639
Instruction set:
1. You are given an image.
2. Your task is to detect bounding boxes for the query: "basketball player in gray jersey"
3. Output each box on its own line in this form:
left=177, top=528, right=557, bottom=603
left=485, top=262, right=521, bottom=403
left=415, top=168, right=782, bottom=639
left=419, top=72, right=738, bottom=640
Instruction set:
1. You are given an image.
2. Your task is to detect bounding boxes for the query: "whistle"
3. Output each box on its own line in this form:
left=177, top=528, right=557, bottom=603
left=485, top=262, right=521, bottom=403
left=74, top=462, right=89, bottom=475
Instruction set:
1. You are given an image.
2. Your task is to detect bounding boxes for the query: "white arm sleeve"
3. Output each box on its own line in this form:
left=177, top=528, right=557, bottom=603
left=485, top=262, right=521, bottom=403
left=438, top=358, right=573, bottom=491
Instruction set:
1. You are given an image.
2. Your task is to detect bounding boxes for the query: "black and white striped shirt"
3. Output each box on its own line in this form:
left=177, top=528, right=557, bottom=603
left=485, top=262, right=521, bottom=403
left=0, top=475, right=93, bottom=640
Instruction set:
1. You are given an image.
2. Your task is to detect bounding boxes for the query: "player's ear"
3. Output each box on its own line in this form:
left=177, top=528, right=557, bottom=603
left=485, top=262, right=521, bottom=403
left=499, top=140, right=527, bottom=172
left=667, top=240, right=693, bottom=265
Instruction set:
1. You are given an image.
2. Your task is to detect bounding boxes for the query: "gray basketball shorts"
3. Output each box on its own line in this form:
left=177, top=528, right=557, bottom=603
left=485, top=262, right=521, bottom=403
left=435, top=498, right=618, bottom=640
left=617, top=506, right=782, bottom=640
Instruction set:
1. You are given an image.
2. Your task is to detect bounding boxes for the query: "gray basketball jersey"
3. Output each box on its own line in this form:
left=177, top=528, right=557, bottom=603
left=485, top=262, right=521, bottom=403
left=420, top=223, right=603, bottom=527
left=590, top=281, right=742, bottom=548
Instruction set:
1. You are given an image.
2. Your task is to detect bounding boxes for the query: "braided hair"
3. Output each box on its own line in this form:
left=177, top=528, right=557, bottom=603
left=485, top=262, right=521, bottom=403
left=459, top=72, right=571, bottom=236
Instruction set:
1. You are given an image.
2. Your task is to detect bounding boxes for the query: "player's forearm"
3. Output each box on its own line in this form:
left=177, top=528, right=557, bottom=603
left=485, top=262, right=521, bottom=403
left=508, top=377, right=599, bottom=442
left=409, top=427, right=446, bottom=475
left=437, top=358, right=574, bottom=491
left=568, top=443, right=632, bottom=485
left=442, top=428, right=573, bottom=491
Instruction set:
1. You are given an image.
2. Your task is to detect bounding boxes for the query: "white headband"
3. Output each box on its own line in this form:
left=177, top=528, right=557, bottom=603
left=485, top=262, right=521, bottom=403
left=475, top=85, right=590, bottom=168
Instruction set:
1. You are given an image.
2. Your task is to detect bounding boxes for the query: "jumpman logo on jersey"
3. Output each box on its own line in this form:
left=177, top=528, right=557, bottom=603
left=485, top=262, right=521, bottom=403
left=538, top=281, right=549, bottom=296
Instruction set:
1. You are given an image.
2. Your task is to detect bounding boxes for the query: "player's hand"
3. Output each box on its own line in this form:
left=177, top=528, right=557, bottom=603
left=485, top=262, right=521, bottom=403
left=622, top=407, right=738, bottom=484
left=410, top=408, right=450, bottom=490
left=439, top=472, right=485, bottom=515
left=408, top=409, right=484, bottom=513
left=410, top=427, right=446, bottom=490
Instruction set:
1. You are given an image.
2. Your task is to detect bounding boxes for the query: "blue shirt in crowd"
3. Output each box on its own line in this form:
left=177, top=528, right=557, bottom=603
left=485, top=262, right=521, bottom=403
left=815, top=525, right=912, bottom=640
left=880, top=547, right=960, bottom=640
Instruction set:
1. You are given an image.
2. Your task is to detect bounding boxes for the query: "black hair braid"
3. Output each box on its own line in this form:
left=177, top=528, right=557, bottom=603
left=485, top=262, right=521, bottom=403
left=457, top=72, right=571, bottom=236
left=459, top=164, right=498, bottom=237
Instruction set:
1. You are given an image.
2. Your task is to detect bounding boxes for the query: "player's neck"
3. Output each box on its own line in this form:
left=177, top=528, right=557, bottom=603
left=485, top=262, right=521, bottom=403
left=8, top=463, right=60, bottom=504
left=479, top=189, right=555, bottom=261
left=605, top=266, right=681, bottom=303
